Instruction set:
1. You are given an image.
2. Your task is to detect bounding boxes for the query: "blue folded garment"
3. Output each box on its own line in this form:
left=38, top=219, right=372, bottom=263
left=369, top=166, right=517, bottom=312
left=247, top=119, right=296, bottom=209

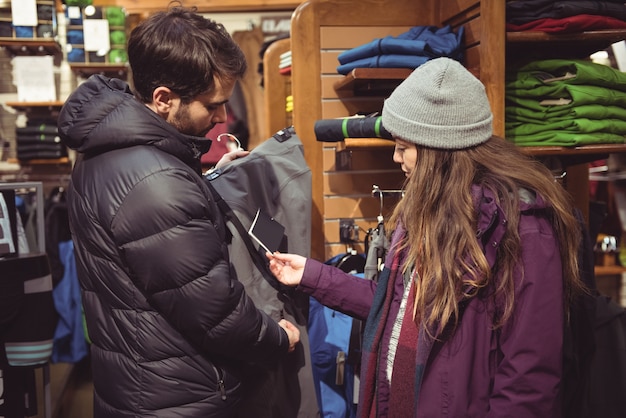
left=337, top=54, right=431, bottom=75
left=337, top=25, right=464, bottom=74
left=339, top=38, right=429, bottom=64
left=66, top=30, right=84, bottom=45
left=14, top=26, right=34, bottom=38
left=67, top=48, right=85, bottom=63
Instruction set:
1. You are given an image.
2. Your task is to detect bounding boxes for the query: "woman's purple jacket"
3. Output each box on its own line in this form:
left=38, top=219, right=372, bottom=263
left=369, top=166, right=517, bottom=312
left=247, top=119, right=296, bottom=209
left=297, top=185, right=564, bottom=417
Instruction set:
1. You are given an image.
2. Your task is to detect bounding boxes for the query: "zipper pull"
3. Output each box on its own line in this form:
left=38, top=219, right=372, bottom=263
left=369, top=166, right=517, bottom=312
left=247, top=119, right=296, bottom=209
left=191, top=142, right=201, bottom=159
left=218, top=379, right=227, bottom=401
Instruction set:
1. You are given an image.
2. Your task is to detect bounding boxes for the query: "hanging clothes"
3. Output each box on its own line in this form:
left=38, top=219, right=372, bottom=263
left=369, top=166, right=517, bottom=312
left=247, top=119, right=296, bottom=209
left=308, top=252, right=365, bottom=418
left=207, top=127, right=318, bottom=418
left=51, top=240, right=88, bottom=363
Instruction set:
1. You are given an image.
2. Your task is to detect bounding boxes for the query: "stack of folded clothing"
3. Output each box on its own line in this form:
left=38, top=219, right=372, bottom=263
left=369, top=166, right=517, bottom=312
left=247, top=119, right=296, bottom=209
left=506, top=0, right=626, bottom=33
left=505, top=59, right=626, bottom=146
left=65, top=4, right=127, bottom=64
left=336, top=25, right=464, bottom=75
left=279, top=50, right=291, bottom=75
left=0, top=0, right=57, bottom=40
left=15, top=121, right=67, bottom=161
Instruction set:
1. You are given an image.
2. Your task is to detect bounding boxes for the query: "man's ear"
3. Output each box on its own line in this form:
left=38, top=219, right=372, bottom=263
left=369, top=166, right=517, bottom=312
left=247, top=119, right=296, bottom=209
left=151, top=86, right=175, bottom=116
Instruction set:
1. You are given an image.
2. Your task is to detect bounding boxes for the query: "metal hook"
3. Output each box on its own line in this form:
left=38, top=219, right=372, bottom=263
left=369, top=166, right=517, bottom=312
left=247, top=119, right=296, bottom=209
left=372, top=185, right=384, bottom=223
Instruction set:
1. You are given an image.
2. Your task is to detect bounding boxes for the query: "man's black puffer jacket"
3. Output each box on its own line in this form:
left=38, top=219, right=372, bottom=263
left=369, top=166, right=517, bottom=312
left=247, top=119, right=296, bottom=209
left=58, top=75, right=289, bottom=417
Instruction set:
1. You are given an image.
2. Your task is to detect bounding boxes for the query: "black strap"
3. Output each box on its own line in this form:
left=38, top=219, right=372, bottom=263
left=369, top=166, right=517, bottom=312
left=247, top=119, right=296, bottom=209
left=204, top=179, right=291, bottom=295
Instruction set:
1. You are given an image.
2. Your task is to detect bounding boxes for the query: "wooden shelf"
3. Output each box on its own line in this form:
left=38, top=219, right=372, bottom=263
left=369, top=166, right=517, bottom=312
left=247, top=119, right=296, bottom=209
left=116, top=0, right=301, bottom=14
left=507, top=29, right=626, bottom=60
left=507, top=29, right=626, bottom=45
left=521, top=144, right=626, bottom=156
left=0, top=38, right=61, bottom=56
left=4, top=157, right=71, bottom=168
left=69, top=63, right=128, bottom=77
left=343, top=137, right=394, bottom=149
left=521, top=143, right=626, bottom=166
left=5, top=101, right=64, bottom=110
left=595, top=265, right=626, bottom=277
left=331, top=69, right=626, bottom=158
left=334, top=68, right=412, bottom=95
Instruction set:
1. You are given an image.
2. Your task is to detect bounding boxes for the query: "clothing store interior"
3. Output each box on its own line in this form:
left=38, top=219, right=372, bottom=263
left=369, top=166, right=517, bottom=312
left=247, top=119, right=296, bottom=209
left=1, top=0, right=626, bottom=417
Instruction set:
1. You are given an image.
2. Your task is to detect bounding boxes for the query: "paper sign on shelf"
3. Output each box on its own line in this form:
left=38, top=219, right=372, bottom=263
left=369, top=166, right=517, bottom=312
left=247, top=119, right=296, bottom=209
left=83, top=19, right=111, bottom=55
left=11, top=0, right=38, bottom=27
left=12, top=56, right=56, bottom=102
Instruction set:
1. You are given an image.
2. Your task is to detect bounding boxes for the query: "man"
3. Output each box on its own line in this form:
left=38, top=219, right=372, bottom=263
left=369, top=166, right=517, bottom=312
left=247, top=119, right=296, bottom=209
left=58, top=5, right=299, bottom=417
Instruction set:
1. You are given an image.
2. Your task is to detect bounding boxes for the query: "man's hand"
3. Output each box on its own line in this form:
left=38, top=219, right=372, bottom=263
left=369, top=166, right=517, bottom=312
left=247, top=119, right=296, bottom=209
left=278, top=319, right=300, bottom=353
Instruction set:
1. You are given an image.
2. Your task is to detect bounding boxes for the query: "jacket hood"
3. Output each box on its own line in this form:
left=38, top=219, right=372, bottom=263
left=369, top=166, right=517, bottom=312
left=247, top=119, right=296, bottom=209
left=58, top=74, right=211, bottom=168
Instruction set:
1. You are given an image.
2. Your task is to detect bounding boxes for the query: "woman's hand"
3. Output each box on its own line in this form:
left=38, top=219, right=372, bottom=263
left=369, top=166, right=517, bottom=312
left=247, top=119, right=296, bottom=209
left=266, top=252, right=306, bottom=287
left=214, top=149, right=250, bottom=169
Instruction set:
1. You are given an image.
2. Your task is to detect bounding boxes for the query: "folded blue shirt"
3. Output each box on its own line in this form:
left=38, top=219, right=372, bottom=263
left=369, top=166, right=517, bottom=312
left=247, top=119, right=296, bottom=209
left=337, top=25, right=464, bottom=74
left=337, top=54, right=431, bottom=75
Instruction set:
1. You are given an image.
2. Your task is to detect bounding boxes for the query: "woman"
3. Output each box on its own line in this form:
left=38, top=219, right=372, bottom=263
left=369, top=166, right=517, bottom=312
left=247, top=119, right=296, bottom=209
left=268, top=57, right=586, bottom=417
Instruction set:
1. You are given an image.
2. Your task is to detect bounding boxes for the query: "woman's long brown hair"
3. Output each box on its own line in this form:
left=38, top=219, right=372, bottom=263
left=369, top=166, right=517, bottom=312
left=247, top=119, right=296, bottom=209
left=388, top=135, right=586, bottom=335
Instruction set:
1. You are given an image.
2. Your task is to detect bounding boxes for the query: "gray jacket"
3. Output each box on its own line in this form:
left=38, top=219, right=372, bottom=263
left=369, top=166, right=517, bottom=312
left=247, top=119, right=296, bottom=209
left=209, top=128, right=319, bottom=417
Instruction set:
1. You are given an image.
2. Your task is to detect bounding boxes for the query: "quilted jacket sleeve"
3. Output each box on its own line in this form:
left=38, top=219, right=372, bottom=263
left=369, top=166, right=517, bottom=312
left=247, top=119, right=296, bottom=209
left=113, top=166, right=289, bottom=363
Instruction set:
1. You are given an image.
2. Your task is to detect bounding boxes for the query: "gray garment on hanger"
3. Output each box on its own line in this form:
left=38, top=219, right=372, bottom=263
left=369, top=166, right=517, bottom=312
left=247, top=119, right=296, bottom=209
left=208, top=127, right=319, bottom=418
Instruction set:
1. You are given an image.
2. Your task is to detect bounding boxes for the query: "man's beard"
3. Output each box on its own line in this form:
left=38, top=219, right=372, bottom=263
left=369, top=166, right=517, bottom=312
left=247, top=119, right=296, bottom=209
left=169, top=104, right=210, bottom=137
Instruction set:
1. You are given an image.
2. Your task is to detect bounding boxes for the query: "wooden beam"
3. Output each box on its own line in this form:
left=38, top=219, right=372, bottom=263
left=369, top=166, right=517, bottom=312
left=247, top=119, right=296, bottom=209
left=104, top=0, right=301, bottom=14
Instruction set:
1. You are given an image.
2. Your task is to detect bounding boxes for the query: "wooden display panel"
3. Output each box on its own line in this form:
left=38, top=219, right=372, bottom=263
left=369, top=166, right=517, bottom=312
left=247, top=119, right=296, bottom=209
left=291, top=0, right=430, bottom=260
left=110, top=0, right=301, bottom=14
left=262, top=37, right=291, bottom=138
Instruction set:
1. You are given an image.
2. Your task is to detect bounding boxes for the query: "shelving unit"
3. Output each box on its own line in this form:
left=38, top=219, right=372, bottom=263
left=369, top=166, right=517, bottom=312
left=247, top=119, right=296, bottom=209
left=0, top=38, right=61, bottom=55
left=0, top=181, right=52, bottom=418
left=291, top=0, right=423, bottom=260
left=5, top=101, right=64, bottom=110
left=291, top=0, right=626, bottom=261
left=333, top=68, right=412, bottom=95
left=113, top=0, right=302, bottom=14
left=507, top=29, right=626, bottom=60
left=3, top=102, right=72, bottom=170
left=262, top=37, right=292, bottom=138
left=69, top=63, right=128, bottom=78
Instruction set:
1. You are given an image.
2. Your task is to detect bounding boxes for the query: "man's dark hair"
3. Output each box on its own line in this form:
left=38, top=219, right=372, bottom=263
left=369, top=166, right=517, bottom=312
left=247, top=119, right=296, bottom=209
left=128, top=4, right=247, bottom=103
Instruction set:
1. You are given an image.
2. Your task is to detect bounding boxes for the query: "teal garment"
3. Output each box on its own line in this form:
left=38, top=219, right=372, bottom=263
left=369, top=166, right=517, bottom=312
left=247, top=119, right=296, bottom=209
left=507, top=59, right=626, bottom=93
left=506, top=84, right=626, bottom=109
left=506, top=118, right=626, bottom=136
left=506, top=130, right=625, bottom=147
left=506, top=104, right=626, bottom=123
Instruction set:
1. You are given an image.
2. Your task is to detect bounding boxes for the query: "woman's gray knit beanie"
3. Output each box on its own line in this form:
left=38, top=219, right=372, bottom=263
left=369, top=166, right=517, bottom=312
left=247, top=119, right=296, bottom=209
left=382, top=57, right=493, bottom=149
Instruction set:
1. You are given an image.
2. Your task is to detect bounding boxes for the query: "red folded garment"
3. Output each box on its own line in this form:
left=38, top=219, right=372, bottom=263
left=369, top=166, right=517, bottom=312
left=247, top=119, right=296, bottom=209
left=507, top=14, right=626, bottom=33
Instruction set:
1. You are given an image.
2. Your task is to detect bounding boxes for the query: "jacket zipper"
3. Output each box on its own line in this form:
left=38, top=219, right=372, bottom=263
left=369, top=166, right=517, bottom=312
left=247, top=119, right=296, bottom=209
left=213, top=365, right=227, bottom=401
left=191, top=142, right=202, bottom=159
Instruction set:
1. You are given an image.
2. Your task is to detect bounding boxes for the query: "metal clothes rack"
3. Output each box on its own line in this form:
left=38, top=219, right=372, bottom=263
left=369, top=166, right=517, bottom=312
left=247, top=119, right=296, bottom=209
left=0, top=181, right=51, bottom=418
